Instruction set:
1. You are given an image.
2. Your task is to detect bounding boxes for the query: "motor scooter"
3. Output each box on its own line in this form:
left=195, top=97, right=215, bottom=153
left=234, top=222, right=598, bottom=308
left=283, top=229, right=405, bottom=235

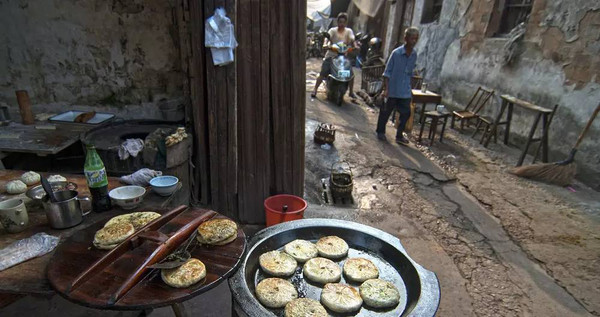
left=306, top=31, right=326, bottom=59
left=354, top=32, right=371, bottom=67
left=326, top=42, right=354, bottom=106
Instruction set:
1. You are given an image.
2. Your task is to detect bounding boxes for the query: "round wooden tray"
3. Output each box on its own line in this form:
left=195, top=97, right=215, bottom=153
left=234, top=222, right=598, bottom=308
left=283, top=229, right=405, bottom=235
left=47, top=207, right=246, bottom=310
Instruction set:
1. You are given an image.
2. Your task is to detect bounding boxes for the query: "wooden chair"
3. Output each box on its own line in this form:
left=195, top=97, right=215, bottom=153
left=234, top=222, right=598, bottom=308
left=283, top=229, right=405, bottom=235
left=411, top=76, right=423, bottom=89
left=471, top=115, right=497, bottom=145
left=451, top=87, right=494, bottom=130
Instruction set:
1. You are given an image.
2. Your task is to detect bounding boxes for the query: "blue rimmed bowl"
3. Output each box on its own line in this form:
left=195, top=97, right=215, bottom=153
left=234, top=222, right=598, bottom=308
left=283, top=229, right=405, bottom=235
left=149, top=176, right=179, bottom=196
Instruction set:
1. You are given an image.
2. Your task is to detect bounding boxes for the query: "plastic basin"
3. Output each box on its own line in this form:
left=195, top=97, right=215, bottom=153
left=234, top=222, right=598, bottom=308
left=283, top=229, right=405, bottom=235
left=264, top=194, right=307, bottom=227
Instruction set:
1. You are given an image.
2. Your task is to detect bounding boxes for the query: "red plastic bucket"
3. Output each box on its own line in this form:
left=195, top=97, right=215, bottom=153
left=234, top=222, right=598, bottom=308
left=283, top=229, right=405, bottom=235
left=264, top=194, right=307, bottom=227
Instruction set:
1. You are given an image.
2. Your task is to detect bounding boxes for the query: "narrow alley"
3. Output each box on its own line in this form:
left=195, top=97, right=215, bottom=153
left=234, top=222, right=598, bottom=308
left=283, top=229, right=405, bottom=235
left=304, top=58, right=600, bottom=316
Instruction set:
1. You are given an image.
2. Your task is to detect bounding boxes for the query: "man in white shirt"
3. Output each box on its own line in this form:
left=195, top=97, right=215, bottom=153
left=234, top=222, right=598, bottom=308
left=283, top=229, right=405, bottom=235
left=312, top=12, right=356, bottom=99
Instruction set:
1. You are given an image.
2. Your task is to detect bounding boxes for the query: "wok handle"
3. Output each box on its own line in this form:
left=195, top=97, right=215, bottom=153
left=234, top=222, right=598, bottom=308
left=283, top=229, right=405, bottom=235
left=409, top=267, right=440, bottom=317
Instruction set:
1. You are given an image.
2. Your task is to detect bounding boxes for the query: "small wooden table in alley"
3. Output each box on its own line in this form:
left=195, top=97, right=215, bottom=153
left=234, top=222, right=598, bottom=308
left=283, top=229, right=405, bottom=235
left=483, top=95, right=558, bottom=166
left=412, top=89, right=442, bottom=125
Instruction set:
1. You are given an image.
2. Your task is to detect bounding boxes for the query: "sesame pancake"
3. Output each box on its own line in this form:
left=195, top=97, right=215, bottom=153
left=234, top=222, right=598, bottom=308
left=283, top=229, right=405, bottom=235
left=93, top=222, right=135, bottom=247
left=259, top=250, right=297, bottom=277
left=359, top=278, right=400, bottom=308
left=212, top=233, right=238, bottom=245
left=104, top=212, right=161, bottom=230
left=320, top=283, right=363, bottom=313
left=316, top=236, right=349, bottom=259
left=196, top=218, right=237, bottom=245
left=284, top=298, right=328, bottom=317
left=284, top=239, right=318, bottom=262
left=92, top=242, right=119, bottom=250
left=303, top=257, right=342, bottom=284
left=256, top=278, right=298, bottom=308
left=161, top=258, right=207, bottom=288
left=343, top=257, right=379, bottom=282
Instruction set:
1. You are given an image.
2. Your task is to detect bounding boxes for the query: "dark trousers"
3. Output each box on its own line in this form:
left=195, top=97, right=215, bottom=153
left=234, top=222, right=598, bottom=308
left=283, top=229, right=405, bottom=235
left=376, top=97, right=411, bottom=139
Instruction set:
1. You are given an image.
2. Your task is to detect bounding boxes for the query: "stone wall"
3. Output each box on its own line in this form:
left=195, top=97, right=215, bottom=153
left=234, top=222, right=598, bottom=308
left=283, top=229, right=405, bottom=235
left=0, top=0, right=183, bottom=119
left=412, top=0, right=600, bottom=189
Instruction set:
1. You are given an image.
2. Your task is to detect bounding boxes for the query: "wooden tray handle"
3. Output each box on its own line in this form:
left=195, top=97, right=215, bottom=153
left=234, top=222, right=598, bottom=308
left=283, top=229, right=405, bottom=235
left=67, top=205, right=189, bottom=293
left=109, top=210, right=216, bottom=304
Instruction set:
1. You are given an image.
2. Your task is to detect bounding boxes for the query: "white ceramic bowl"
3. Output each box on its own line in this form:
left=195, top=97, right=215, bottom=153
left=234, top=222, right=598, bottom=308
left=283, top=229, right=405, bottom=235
left=149, top=176, right=179, bottom=197
left=108, top=186, right=146, bottom=209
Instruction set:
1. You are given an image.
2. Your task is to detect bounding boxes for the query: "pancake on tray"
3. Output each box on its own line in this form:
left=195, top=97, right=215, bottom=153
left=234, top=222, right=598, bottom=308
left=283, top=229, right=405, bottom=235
left=303, top=257, right=342, bottom=284
left=359, top=278, right=401, bottom=308
left=284, top=298, right=328, bottom=317
left=343, top=258, right=379, bottom=282
left=284, top=239, right=318, bottom=262
left=104, top=211, right=161, bottom=230
left=320, top=283, right=363, bottom=313
left=256, top=278, right=298, bottom=308
left=161, top=258, right=207, bottom=288
left=93, top=222, right=135, bottom=250
left=259, top=250, right=297, bottom=277
left=196, top=218, right=238, bottom=245
left=316, top=236, right=349, bottom=259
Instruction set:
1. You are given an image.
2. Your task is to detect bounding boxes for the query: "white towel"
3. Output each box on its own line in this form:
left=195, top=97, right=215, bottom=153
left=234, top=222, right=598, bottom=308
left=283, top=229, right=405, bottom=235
left=118, top=138, right=145, bottom=160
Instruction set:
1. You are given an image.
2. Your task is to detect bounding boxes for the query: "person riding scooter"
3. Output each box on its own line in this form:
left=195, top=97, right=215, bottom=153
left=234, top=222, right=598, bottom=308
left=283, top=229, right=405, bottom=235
left=325, top=41, right=355, bottom=106
left=311, top=12, right=357, bottom=100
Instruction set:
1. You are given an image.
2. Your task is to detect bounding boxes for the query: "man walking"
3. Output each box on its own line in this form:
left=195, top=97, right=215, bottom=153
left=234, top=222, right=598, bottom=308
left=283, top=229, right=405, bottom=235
left=312, top=12, right=356, bottom=99
left=376, top=27, right=419, bottom=145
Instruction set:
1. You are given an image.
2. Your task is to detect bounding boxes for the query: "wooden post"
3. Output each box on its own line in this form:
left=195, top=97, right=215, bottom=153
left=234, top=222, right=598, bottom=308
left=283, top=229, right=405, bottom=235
left=188, top=0, right=305, bottom=223
left=15, top=90, right=35, bottom=125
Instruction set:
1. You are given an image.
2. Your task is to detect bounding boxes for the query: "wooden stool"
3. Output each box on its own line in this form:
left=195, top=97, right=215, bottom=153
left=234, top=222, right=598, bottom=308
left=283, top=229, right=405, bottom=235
left=418, top=111, right=450, bottom=145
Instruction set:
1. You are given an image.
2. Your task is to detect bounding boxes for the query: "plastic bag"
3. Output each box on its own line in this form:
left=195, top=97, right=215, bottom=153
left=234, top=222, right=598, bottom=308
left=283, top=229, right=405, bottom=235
left=118, top=138, right=145, bottom=160
left=120, top=168, right=163, bottom=186
left=0, top=232, right=59, bottom=271
left=205, top=8, right=238, bottom=66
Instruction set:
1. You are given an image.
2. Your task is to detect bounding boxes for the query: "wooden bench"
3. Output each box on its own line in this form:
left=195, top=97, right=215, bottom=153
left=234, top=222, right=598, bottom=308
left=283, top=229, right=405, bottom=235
left=476, top=94, right=558, bottom=166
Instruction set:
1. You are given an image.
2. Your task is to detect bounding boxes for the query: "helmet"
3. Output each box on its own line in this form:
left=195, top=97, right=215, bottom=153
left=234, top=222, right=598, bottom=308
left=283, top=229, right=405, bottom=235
left=369, top=37, right=382, bottom=50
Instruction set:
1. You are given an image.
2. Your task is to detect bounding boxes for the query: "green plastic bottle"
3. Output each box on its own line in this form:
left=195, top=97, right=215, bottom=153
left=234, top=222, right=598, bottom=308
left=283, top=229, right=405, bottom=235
left=84, top=144, right=111, bottom=212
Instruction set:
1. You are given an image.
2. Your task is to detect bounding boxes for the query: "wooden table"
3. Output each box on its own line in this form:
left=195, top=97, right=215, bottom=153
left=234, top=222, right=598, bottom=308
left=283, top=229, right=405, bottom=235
left=47, top=207, right=245, bottom=311
left=484, top=95, right=557, bottom=166
left=412, top=89, right=442, bottom=124
left=0, top=123, right=93, bottom=156
left=0, top=170, right=182, bottom=296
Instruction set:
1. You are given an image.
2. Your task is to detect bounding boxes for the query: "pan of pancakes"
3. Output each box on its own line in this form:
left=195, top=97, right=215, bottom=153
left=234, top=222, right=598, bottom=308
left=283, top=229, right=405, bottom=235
left=229, top=219, right=440, bottom=317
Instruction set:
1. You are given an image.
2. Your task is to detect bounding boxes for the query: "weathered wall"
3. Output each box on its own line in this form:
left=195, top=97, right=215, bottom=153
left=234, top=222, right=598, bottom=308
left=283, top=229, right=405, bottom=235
left=0, top=0, right=183, bottom=118
left=413, top=0, right=600, bottom=189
